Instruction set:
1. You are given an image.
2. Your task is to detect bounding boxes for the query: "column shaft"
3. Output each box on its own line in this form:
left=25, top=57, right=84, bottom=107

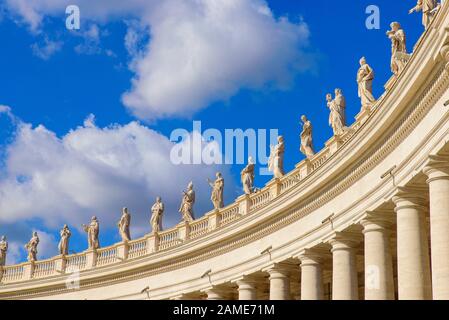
left=267, top=264, right=291, bottom=300
left=299, top=255, right=324, bottom=300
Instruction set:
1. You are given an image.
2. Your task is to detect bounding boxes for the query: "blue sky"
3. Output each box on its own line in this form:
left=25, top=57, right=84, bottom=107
left=0, top=0, right=426, bottom=263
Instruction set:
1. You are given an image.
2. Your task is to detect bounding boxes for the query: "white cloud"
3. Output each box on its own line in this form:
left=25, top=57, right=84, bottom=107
left=0, top=113, right=234, bottom=236
left=31, top=37, right=63, bottom=60
left=5, top=0, right=313, bottom=120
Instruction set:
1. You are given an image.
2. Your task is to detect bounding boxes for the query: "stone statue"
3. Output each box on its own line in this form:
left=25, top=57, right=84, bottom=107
left=208, top=172, right=224, bottom=210
left=409, top=0, right=438, bottom=29
left=357, top=57, right=376, bottom=111
left=118, top=207, right=131, bottom=242
left=300, top=115, right=315, bottom=159
left=241, top=157, right=255, bottom=195
left=25, top=232, right=39, bottom=262
left=150, top=196, right=164, bottom=233
left=326, top=90, right=346, bottom=137
left=268, top=136, right=285, bottom=179
left=179, top=182, right=195, bottom=222
left=58, top=225, right=71, bottom=256
left=0, top=236, right=8, bottom=267
left=387, top=22, right=409, bottom=76
left=82, top=216, right=100, bottom=250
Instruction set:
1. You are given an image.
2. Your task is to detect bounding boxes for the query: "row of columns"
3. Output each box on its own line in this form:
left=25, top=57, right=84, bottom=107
left=182, top=157, right=449, bottom=300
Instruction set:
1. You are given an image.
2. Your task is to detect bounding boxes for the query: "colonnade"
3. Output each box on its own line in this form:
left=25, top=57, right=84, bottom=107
left=172, top=157, right=449, bottom=300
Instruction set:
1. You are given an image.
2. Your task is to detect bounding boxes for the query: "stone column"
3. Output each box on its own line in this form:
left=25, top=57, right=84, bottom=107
left=236, top=276, right=258, bottom=300
left=392, top=187, right=432, bottom=300
left=329, top=232, right=361, bottom=300
left=361, top=214, right=395, bottom=300
left=265, top=263, right=291, bottom=300
left=298, top=250, right=325, bottom=300
left=424, top=156, right=449, bottom=299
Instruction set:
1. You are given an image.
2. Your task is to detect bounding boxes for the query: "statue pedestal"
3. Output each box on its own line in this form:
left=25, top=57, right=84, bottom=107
left=178, top=222, right=191, bottom=242
left=237, top=194, right=251, bottom=216
left=296, top=159, right=313, bottom=179
left=325, top=135, right=343, bottom=155
left=117, top=242, right=129, bottom=262
left=206, top=210, right=221, bottom=231
left=267, top=178, right=281, bottom=198
left=355, top=106, right=373, bottom=125
left=384, top=75, right=397, bottom=91
left=54, top=255, right=67, bottom=274
left=85, top=249, right=97, bottom=269
left=146, top=233, right=159, bottom=254
left=23, top=262, right=34, bottom=280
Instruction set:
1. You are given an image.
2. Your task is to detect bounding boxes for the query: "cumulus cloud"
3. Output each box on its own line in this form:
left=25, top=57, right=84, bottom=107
left=31, top=37, right=63, bottom=60
left=0, top=113, right=234, bottom=237
left=5, top=0, right=313, bottom=120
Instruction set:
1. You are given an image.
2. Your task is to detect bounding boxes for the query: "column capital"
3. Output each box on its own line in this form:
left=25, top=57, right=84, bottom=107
left=263, top=262, right=294, bottom=278
left=360, top=211, right=394, bottom=233
left=295, top=248, right=330, bottom=266
left=392, top=186, right=428, bottom=211
left=202, top=286, right=234, bottom=299
left=325, top=231, right=362, bottom=252
left=233, top=274, right=261, bottom=287
left=423, top=154, right=449, bottom=183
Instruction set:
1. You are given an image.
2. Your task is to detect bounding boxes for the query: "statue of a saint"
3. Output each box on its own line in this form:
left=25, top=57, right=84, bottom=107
left=208, top=172, right=224, bottom=210
left=82, top=216, right=100, bottom=250
left=0, top=236, right=8, bottom=267
left=326, top=90, right=346, bottom=137
left=150, top=196, right=164, bottom=233
left=268, top=136, right=285, bottom=179
left=118, top=208, right=131, bottom=242
left=409, top=0, right=438, bottom=29
left=300, top=115, right=315, bottom=159
left=58, top=225, right=71, bottom=256
left=241, top=157, right=255, bottom=195
left=357, top=57, right=376, bottom=111
left=25, top=232, right=39, bottom=262
left=179, top=182, right=195, bottom=222
left=387, top=22, right=409, bottom=75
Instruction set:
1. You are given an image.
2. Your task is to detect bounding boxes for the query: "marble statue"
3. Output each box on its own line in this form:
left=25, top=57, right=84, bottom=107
left=326, top=90, right=346, bottom=137
left=208, top=172, right=224, bottom=210
left=150, top=197, right=164, bottom=233
left=357, top=57, right=377, bottom=111
left=179, top=182, right=195, bottom=222
left=118, top=207, right=131, bottom=242
left=300, top=115, right=315, bottom=159
left=268, top=136, right=285, bottom=179
left=58, top=225, right=71, bottom=256
left=241, top=157, right=255, bottom=195
left=0, top=236, right=8, bottom=267
left=83, top=216, right=100, bottom=250
left=409, top=0, right=438, bottom=28
left=387, top=22, right=409, bottom=75
left=25, top=232, right=39, bottom=262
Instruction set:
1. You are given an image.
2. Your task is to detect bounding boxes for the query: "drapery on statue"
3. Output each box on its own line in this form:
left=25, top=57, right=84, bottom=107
left=409, top=0, right=438, bottom=29
left=241, top=157, right=255, bottom=195
left=58, top=225, right=71, bottom=256
left=0, top=236, right=8, bottom=267
left=268, top=136, right=285, bottom=179
left=83, top=216, right=100, bottom=250
left=300, top=115, right=315, bottom=159
left=357, top=57, right=376, bottom=111
left=25, top=232, right=39, bottom=262
left=326, top=89, right=347, bottom=137
left=208, top=172, right=224, bottom=210
left=387, top=22, right=409, bottom=76
left=118, top=207, right=131, bottom=242
left=150, top=196, right=164, bottom=233
left=179, top=182, right=195, bottom=223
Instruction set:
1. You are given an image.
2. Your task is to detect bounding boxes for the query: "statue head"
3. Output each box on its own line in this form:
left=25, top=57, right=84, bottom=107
left=301, top=115, right=307, bottom=122
left=359, top=56, right=366, bottom=66
left=248, top=156, right=254, bottom=164
left=216, top=172, right=222, bottom=178
left=187, top=181, right=193, bottom=190
left=156, top=196, right=162, bottom=202
left=277, top=135, right=284, bottom=143
left=1, top=235, right=6, bottom=242
left=33, top=231, right=38, bottom=237
left=326, top=93, right=332, bottom=101
left=390, top=22, right=401, bottom=31
left=335, top=88, right=342, bottom=95
left=91, top=216, right=97, bottom=221
left=63, top=224, right=68, bottom=229
left=122, top=207, right=128, bottom=214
